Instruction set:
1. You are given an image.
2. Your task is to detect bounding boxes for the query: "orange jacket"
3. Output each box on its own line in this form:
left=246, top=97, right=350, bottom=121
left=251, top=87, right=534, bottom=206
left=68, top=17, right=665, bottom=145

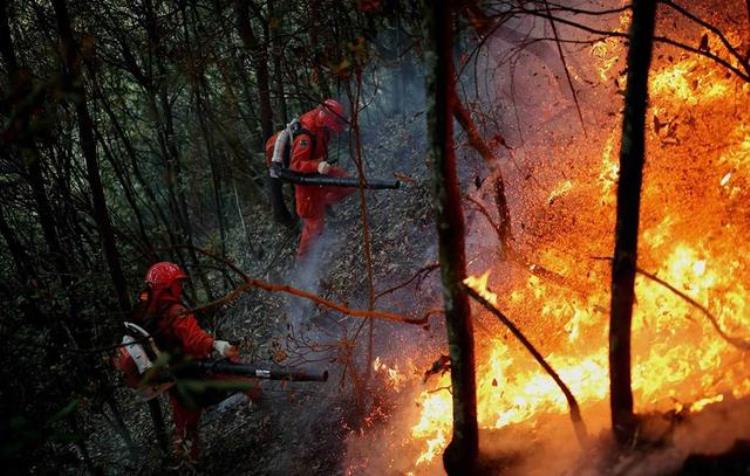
left=289, top=109, right=333, bottom=218
left=148, top=298, right=214, bottom=359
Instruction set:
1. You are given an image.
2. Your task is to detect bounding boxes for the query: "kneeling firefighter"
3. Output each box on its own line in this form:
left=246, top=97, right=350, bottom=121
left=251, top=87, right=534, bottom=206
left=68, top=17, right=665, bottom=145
left=114, top=262, right=257, bottom=463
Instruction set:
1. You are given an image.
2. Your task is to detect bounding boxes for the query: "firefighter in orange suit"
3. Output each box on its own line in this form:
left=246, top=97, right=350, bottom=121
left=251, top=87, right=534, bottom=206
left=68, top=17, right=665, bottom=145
left=289, top=99, right=356, bottom=258
left=147, top=262, right=243, bottom=461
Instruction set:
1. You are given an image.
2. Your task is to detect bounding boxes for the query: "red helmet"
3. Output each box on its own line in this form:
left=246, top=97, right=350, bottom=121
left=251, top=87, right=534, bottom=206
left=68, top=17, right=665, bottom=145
left=316, top=99, right=347, bottom=133
left=145, top=262, right=187, bottom=299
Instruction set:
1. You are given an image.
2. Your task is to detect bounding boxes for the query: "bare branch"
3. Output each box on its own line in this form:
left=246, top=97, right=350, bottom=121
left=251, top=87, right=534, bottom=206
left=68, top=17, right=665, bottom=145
left=542, top=0, right=586, bottom=133
left=374, top=263, right=440, bottom=301
left=187, top=278, right=430, bottom=326
left=516, top=6, right=750, bottom=82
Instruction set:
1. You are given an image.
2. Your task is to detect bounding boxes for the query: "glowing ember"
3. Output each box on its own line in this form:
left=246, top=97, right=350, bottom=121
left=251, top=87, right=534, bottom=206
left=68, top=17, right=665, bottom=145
left=720, top=172, right=732, bottom=186
left=374, top=356, right=407, bottom=390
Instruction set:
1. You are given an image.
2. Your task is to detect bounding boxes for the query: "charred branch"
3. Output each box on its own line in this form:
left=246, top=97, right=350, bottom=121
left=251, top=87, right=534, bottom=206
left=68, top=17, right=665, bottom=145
left=463, top=284, right=589, bottom=448
left=636, top=267, right=750, bottom=351
left=453, top=99, right=513, bottom=251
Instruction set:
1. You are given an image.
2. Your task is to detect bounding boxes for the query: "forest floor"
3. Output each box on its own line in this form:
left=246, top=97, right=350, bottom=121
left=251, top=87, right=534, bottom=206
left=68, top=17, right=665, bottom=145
left=85, top=111, right=443, bottom=475
left=80, top=108, right=750, bottom=475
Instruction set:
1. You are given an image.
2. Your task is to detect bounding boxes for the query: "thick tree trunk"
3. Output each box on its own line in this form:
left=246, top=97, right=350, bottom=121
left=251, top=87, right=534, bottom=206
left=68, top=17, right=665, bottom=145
left=609, top=0, right=657, bottom=447
left=424, top=1, right=479, bottom=473
left=53, top=0, right=131, bottom=315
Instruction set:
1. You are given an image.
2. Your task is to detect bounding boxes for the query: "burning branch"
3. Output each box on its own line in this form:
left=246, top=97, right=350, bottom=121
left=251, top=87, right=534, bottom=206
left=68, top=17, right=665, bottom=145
left=462, top=283, right=589, bottom=448
left=592, top=254, right=750, bottom=352
left=423, top=354, right=452, bottom=383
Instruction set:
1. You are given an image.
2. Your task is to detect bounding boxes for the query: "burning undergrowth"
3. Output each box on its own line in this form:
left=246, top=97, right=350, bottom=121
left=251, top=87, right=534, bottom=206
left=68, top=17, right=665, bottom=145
left=345, top=1, right=750, bottom=474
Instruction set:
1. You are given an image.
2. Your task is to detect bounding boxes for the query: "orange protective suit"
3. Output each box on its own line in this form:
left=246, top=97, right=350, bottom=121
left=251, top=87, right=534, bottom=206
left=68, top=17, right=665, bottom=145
left=149, top=298, right=214, bottom=461
left=290, top=109, right=355, bottom=258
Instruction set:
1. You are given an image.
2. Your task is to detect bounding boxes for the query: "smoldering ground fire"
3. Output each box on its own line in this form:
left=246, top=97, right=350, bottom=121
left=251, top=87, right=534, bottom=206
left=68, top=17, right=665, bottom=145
left=345, top=1, right=750, bottom=474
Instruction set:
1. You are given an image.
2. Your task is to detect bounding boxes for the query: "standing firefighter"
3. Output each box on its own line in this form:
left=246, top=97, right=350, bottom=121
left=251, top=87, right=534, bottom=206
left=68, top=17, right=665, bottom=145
left=266, top=99, right=356, bottom=258
left=117, top=262, right=253, bottom=463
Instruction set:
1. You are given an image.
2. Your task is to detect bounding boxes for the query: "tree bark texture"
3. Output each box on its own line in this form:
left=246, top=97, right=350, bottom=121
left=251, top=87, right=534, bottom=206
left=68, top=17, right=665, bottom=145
left=424, top=1, right=479, bottom=472
left=609, top=0, right=657, bottom=446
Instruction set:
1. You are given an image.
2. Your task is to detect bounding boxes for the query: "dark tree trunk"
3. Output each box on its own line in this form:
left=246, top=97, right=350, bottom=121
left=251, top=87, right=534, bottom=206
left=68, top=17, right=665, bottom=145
left=2, top=0, right=80, bottom=319
left=148, top=398, right=169, bottom=454
left=97, top=124, right=155, bottom=257
left=0, top=204, right=33, bottom=284
left=139, top=0, right=213, bottom=300
left=309, top=0, right=331, bottom=98
left=424, top=1, right=479, bottom=472
left=0, top=1, right=19, bottom=73
left=235, top=0, right=293, bottom=225
left=235, top=0, right=274, bottom=142
left=268, top=0, right=288, bottom=126
left=609, top=0, right=658, bottom=447
left=53, top=0, right=131, bottom=315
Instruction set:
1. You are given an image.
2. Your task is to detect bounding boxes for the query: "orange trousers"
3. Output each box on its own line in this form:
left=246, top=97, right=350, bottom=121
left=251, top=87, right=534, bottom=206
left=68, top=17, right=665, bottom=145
left=296, top=185, right=355, bottom=258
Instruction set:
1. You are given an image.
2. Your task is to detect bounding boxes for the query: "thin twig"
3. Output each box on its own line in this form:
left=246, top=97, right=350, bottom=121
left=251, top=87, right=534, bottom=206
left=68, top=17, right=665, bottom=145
left=636, top=267, right=750, bottom=351
left=465, top=195, right=503, bottom=239
left=592, top=256, right=750, bottom=351
left=516, top=7, right=750, bottom=82
left=543, top=0, right=587, bottom=134
left=374, top=263, right=440, bottom=301
left=659, top=0, right=750, bottom=77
